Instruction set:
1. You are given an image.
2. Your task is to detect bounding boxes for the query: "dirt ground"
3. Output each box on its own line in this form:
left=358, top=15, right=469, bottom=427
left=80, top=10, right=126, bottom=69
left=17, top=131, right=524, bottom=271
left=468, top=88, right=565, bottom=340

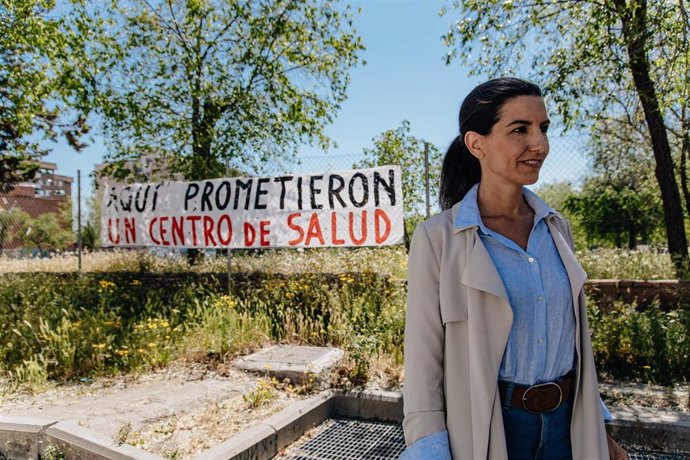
left=0, top=363, right=687, bottom=460
left=599, top=380, right=690, bottom=413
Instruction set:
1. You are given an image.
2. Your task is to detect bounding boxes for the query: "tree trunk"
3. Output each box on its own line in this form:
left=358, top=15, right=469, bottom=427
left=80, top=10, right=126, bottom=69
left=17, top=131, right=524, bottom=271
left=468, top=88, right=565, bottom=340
left=186, top=99, right=224, bottom=265
left=681, top=128, right=690, bottom=217
left=628, top=228, right=636, bottom=250
left=190, top=100, right=222, bottom=180
left=615, top=0, right=689, bottom=276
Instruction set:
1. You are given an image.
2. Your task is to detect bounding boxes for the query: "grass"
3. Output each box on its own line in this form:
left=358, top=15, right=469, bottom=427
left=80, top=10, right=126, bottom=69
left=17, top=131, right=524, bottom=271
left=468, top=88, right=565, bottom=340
left=0, top=268, right=406, bottom=390
left=588, top=299, right=690, bottom=384
left=0, top=246, right=408, bottom=279
left=577, top=247, right=675, bottom=279
left=1, top=245, right=675, bottom=280
left=0, top=245, right=688, bottom=391
left=242, top=377, right=279, bottom=409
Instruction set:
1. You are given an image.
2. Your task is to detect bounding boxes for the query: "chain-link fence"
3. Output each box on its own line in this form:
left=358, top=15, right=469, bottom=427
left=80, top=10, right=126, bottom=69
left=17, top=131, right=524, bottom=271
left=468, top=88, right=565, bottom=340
left=289, top=133, right=587, bottom=188
left=0, top=163, right=76, bottom=260
left=290, top=133, right=588, bottom=205
left=4, top=137, right=690, bottom=410
left=0, top=133, right=589, bottom=272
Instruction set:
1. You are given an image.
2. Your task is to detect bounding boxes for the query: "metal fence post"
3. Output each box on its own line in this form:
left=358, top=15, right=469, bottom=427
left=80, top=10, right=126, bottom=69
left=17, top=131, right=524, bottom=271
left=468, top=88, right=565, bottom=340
left=77, top=169, right=82, bottom=273
left=226, top=163, right=232, bottom=293
left=424, top=143, right=430, bottom=219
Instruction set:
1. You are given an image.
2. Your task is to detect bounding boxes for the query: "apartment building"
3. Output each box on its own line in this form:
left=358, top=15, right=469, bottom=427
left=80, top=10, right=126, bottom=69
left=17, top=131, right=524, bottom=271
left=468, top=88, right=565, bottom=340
left=0, top=161, right=73, bottom=218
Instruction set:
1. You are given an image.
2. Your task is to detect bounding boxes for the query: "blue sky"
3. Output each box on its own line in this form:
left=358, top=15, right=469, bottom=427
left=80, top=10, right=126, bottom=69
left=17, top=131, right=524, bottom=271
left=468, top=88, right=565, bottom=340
left=300, top=0, right=480, bottom=154
left=45, top=0, right=588, bottom=209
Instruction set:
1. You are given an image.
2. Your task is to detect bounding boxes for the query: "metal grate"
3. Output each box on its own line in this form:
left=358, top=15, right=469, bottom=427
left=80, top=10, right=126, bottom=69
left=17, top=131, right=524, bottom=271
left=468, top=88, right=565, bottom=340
left=283, top=418, right=405, bottom=460
left=629, top=452, right=690, bottom=460
left=281, top=418, right=690, bottom=460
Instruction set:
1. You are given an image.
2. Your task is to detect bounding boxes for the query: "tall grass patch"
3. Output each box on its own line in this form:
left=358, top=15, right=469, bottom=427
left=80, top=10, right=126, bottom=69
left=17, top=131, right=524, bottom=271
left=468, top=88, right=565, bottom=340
left=577, top=248, right=675, bottom=279
left=0, top=247, right=408, bottom=279
left=3, top=266, right=688, bottom=389
left=589, top=300, right=690, bottom=384
left=0, top=273, right=204, bottom=382
left=0, top=272, right=407, bottom=387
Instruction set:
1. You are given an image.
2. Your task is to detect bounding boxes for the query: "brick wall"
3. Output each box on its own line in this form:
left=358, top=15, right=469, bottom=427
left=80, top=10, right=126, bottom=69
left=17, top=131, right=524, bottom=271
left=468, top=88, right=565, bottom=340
left=585, top=279, right=690, bottom=311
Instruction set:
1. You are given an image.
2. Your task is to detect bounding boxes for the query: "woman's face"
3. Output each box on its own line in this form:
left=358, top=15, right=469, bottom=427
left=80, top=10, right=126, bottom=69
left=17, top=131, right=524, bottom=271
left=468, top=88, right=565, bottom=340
left=470, top=95, right=550, bottom=188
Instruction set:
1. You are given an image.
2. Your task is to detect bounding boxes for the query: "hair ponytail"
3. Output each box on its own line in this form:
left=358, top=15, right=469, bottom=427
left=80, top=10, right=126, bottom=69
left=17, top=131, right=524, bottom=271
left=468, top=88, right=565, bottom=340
left=439, top=135, right=480, bottom=211
left=437, top=77, right=542, bottom=210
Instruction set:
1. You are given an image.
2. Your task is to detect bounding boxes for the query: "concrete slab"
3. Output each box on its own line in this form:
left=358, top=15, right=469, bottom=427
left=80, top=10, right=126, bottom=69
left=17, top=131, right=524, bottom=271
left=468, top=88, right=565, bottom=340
left=186, top=389, right=690, bottom=460
left=233, top=346, right=344, bottom=383
left=608, top=406, right=690, bottom=452
left=334, top=389, right=404, bottom=423
left=42, top=420, right=164, bottom=460
left=191, top=423, right=276, bottom=460
left=191, top=392, right=335, bottom=460
left=1, top=370, right=259, bottom=442
left=0, top=416, right=56, bottom=460
left=261, top=391, right=334, bottom=451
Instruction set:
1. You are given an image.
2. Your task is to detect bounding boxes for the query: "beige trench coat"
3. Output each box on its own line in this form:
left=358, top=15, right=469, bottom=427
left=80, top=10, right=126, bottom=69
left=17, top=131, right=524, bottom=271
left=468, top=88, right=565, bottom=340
left=402, top=201, right=609, bottom=460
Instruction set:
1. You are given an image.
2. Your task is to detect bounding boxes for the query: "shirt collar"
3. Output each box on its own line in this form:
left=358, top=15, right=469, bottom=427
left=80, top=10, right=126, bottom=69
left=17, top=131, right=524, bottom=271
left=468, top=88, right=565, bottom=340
left=453, top=183, right=557, bottom=231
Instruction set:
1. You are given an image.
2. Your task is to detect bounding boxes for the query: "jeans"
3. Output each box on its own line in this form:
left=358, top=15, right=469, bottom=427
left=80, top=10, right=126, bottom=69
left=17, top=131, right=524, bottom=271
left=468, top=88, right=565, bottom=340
left=501, top=384, right=573, bottom=460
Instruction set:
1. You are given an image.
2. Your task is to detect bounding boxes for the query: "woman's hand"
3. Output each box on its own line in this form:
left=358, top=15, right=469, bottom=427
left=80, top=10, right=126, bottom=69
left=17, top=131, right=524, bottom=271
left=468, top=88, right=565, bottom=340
left=607, top=432, right=629, bottom=460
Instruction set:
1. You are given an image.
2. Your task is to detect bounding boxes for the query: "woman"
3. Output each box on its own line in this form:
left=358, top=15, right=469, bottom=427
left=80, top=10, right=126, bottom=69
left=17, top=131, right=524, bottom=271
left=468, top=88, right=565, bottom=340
left=401, top=78, right=628, bottom=460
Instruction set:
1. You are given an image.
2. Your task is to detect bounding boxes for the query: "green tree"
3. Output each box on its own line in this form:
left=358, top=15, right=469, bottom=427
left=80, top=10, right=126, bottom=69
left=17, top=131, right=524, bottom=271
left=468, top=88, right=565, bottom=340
left=549, top=110, right=666, bottom=249
left=534, top=181, right=586, bottom=248
left=25, top=200, right=73, bottom=253
left=534, top=181, right=576, bottom=215
left=80, top=219, right=98, bottom=251
left=0, top=207, right=29, bottom=253
left=443, top=0, right=690, bottom=276
left=565, top=177, right=663, bottom=249
left=0, top=157, right=37, bottom=193
left=82, top=189, right=102, bottom=250
left=0, top=0, right=90, bottom=191
left=587, top=112, right=653, bottom=185
left=81, top=0, right=364, bottom=181
left=355, top=120, right=441, bottom=249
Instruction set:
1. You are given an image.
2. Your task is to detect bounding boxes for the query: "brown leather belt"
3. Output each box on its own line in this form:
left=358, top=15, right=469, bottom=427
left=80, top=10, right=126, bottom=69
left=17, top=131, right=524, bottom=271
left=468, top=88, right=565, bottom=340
left=498, top=371, right=574, bottom=414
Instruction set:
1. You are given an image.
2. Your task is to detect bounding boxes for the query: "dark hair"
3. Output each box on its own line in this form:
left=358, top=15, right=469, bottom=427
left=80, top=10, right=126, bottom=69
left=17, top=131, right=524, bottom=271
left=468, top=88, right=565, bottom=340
left=438, top=77, right=542, bottom=210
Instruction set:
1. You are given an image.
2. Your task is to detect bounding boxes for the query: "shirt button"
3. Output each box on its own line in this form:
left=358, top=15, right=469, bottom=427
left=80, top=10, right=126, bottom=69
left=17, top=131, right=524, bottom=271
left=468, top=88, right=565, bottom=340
left=537, top=296, right=544, bottom=302
left=538, top=338, right=544, bottom=344
left=528, top=257, right=535, bottom=263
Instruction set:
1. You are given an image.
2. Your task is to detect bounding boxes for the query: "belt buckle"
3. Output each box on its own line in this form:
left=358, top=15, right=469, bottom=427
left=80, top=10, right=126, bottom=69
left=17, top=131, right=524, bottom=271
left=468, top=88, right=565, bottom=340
left=521, top=381, right=563, bottom=414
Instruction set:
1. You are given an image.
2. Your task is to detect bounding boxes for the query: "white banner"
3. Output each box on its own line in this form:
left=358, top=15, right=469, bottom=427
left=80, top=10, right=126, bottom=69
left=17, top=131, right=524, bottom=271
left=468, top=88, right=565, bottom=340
left=101, top=166, right=404, bottom=249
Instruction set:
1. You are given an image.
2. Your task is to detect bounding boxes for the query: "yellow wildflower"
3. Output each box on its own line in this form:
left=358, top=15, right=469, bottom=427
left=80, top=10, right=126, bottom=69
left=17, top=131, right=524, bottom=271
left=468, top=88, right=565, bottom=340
left=98, top=280, right=115, bottom=289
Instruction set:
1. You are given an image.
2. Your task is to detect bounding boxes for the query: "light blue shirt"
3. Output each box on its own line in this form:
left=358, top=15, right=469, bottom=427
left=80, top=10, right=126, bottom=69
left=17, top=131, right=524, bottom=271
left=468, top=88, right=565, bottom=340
left=400, top=430, right=451, bottom=460
left=454, top=184, right=575, bottom=385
